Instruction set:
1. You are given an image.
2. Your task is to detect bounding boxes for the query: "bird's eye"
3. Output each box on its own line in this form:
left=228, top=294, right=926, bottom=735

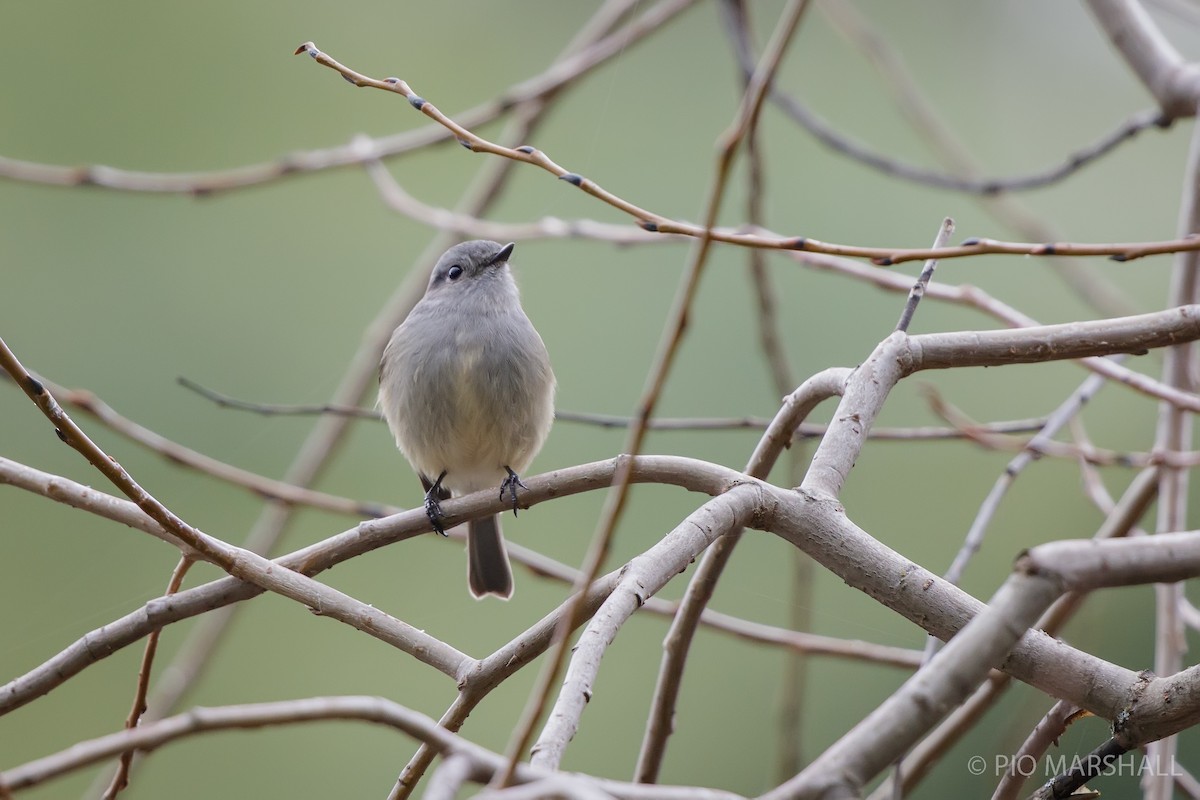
left=447, top=265, right=464, bottom=280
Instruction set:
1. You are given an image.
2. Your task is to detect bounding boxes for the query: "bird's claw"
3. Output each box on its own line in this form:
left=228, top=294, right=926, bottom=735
left=500, top=467, right=528, bottom=517
left=424, top=492, right=447, bottom=536
left=424, top=470, right=449, bottom=536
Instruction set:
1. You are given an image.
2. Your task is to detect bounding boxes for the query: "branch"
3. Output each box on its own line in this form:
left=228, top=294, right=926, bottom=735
left=866, top=466, right=1160, bottom=799
left=0, top=455, right=740, bottom=717
left=766, top=532, right=1200, bottom=799
left=787, top=246, right=1200, bottom=412
left=907, top=305, right=1200, bottom=369
left=930, top=391, right=1200, bottom=468
left=363, top=155, right=673, bottom=245
left=532, top=483, right=765, bottom=771
left=765, top=572, right=1062, bottom=799
left=3, top=696, right=734, bottom=799
left=293, top=40, right=1200, bottom=266
left=895, top=219, right=953, bottom=332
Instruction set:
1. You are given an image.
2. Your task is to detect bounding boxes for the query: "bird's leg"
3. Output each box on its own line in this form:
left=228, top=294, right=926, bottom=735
left=423, top=470, right=449, bottom=536
left=500, top=466, right=529, bottom=517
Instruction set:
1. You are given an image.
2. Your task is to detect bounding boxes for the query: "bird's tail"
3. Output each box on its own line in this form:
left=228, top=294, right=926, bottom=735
left=468, top=514, right=514, bottom=600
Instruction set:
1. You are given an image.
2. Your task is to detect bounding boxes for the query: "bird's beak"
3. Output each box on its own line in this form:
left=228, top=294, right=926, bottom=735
left=486, top=242, right=516, bottom=267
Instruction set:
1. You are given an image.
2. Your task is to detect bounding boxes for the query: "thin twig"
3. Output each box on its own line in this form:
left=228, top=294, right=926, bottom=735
left=895, top=219, right=954, bottom=332
left=991, top=700, right=1085, bottom=800
left=364, top=154, right=673, bottom=246
left=887, top=214, right=957, bottom=800
left=23, top=374, right=388, bottom=517
left=927, top=388, right=1200, bottom=468
left=102, top=556, right=195, bottom=800
left=174, top=370, right=1055, bottom=439
left=176, top=375, right=381, bottom=419
left=937, top=368, right=1119, bottom=588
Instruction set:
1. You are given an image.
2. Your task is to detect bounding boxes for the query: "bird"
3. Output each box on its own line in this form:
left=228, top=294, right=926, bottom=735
left=378, top=240, right=555, bottom=599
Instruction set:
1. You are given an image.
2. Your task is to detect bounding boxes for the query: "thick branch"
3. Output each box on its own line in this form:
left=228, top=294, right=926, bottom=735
left=0, top=456, right=739, bottom=716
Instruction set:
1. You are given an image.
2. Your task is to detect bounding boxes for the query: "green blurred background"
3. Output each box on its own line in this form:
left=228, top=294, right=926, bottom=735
left=2, top=1, right=1199, bottom=796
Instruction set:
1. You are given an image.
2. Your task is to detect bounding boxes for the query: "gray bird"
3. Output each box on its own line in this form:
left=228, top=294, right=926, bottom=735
left=379, top=240, right=555, bottom=599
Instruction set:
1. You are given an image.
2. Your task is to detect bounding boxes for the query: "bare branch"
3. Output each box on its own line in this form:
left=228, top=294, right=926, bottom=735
left=766, top=572, right=1063, bottom=799
left=636, top=367, right=850, bottom=782
left=364, top=155, right=672, bottom=246
left=174, top=371, right=1053, bottom=440
left=532, top=483, right=765, bottom=772
left=867, top=466, right=1161, bottom=799
left=769, top=531, right=1200, bottom=799
left=0, top=455, right=740, bottom=717
left=293, top=41, right=1200, bottom=266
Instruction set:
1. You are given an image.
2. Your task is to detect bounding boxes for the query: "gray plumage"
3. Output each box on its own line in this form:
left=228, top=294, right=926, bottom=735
left=379, top=240, right=555, bottom=599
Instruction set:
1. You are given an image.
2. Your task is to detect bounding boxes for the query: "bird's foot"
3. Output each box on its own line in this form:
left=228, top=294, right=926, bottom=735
left=500, top=466, right=528, bottom=517
left=425, top=470, right=448, bottom=536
